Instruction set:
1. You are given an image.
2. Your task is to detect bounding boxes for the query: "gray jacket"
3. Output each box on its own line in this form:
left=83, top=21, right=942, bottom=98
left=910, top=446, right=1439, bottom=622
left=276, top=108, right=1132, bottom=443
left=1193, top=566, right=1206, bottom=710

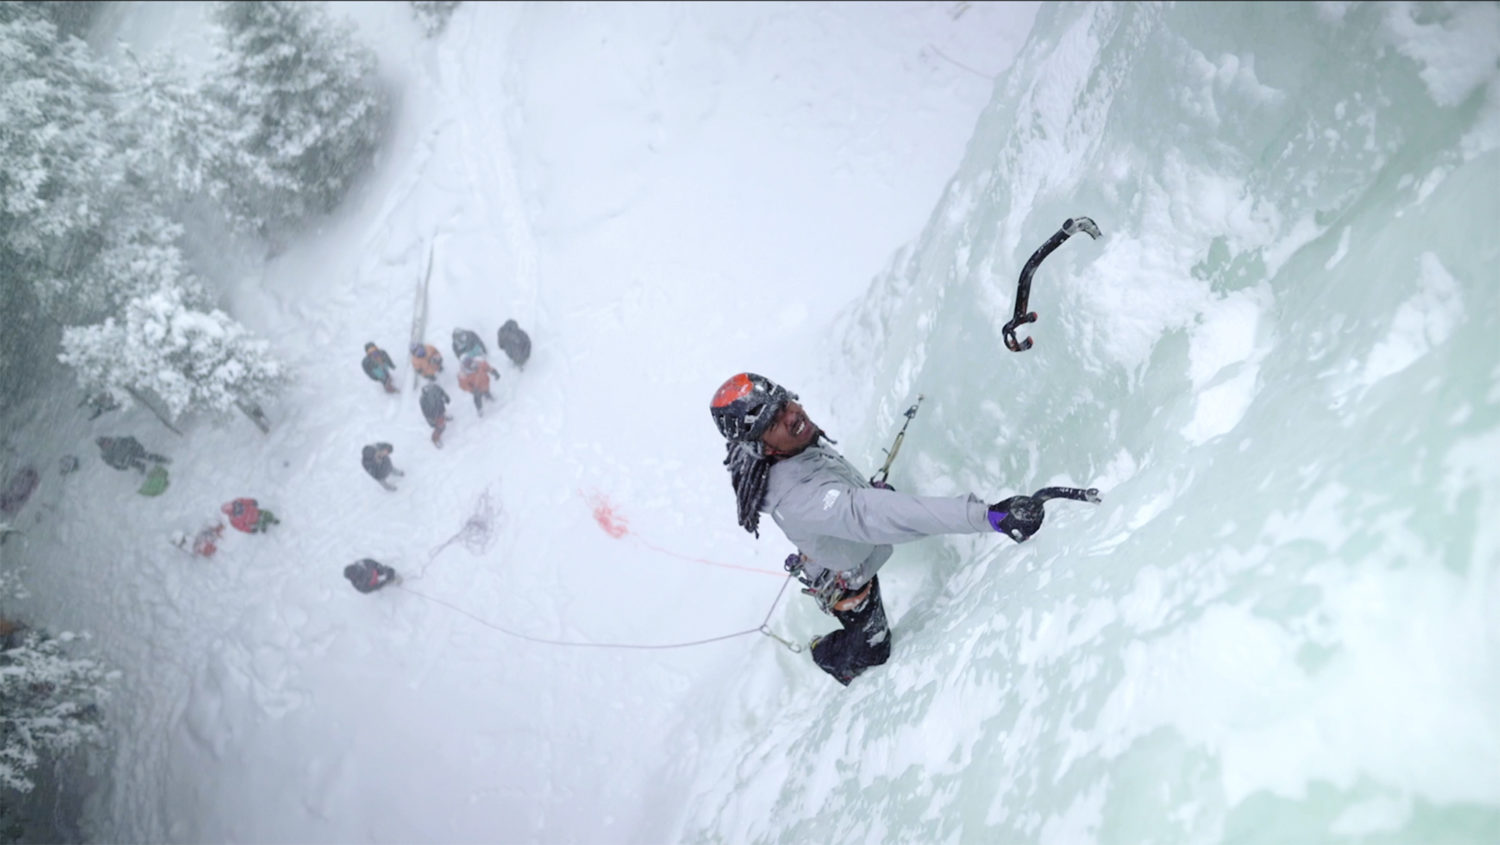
left=763, top=442, right=992, bottom=589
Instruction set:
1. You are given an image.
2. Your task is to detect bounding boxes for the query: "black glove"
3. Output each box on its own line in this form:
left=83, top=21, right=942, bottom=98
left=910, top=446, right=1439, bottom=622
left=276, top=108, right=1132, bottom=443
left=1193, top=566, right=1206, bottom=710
left=869, top=479, right=895, bottom=491
left=988, top=486, right=1100, bottom=543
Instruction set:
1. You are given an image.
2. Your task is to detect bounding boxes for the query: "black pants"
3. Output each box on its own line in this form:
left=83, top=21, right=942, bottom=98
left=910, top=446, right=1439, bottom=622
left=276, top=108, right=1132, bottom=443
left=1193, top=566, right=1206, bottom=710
left=809, top=575, right=891, bottom=686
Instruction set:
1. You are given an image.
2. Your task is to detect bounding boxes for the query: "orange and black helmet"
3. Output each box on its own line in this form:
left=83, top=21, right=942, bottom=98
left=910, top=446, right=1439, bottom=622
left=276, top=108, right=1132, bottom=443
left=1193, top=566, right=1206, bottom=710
left=710, top=373, right=794, bottom=441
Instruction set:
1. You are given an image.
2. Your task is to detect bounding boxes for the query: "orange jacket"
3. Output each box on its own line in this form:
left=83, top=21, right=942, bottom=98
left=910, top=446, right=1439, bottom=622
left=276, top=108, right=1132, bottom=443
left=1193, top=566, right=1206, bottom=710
left=411, top=344, right=442, bottom=378
left=457, top=359, right=498, bottom=395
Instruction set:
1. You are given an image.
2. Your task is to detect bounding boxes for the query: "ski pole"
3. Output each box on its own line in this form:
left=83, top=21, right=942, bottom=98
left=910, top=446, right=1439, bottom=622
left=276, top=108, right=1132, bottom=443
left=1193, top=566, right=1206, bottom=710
left=871, top=395, right=923, bottom=487
left=1002, top=216, right=1102, bottom=353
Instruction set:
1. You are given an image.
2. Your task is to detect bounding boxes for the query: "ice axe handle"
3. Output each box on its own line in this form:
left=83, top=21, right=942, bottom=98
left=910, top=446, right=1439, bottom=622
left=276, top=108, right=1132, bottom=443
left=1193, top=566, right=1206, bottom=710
left=1002, top=311, right=1037, bottom=352
left=1003, top=217, right=1101, bottom=353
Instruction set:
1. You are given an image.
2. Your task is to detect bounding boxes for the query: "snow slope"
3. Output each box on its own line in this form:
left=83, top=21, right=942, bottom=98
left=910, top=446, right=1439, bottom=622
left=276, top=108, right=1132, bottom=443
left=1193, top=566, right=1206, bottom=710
left=6, top=2, right=1040, bottom=841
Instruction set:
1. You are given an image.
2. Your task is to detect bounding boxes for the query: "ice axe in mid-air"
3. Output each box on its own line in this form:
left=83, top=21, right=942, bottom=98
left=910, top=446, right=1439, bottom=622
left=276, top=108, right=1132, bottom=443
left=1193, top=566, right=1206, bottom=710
left=1002, top=216, right=1102, bottom=353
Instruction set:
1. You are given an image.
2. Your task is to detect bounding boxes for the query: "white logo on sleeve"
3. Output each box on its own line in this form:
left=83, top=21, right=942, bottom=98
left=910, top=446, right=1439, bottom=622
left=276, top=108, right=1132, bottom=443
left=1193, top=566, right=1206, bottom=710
left=822, top=489, right=841, bottom=510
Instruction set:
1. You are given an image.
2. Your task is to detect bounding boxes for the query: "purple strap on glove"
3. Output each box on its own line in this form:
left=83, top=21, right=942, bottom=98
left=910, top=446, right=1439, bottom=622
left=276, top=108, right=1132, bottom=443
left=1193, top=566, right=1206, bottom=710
left=987, top=487, right=1100, bottom=542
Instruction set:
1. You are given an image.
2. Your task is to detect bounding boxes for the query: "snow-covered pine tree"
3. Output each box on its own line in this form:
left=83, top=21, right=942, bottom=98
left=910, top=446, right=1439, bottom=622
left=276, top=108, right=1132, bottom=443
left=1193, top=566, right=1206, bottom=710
left=0, top=4, right=117, bottom=265
left=0, top=4, right=122, bottom=319
left=0, top=627, right=113, bottom=796
left=58, top=284, right=287, bottom=424
left=0, top=550, right=116, bottom=829
left=0, top=2, right=130, bottom=396
left=410, top=1, right=461, bottom=38
left=203, top=0, right=389, bottom=237
left=72, top=200, right=218, bottom=323
left=0, top=3, right=287, bottom=423
left=114, top=50, right=234, bottom=208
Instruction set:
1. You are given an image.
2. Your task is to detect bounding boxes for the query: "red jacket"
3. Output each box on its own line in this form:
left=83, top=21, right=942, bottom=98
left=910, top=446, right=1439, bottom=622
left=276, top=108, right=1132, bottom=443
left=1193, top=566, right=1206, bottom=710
left=222, top=498, right=261, bottom=533
left=193, top=525, right=224, bottom=556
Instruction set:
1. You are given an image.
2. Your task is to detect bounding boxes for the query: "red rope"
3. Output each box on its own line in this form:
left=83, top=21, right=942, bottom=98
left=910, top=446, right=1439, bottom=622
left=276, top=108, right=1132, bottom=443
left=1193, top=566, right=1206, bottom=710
left=581, top=488, right=782, bottom=577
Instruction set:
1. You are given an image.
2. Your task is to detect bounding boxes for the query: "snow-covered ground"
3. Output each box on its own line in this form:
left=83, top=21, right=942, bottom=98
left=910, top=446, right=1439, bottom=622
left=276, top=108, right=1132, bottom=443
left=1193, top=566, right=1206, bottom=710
left=7, top=2, right=1041, bottom=841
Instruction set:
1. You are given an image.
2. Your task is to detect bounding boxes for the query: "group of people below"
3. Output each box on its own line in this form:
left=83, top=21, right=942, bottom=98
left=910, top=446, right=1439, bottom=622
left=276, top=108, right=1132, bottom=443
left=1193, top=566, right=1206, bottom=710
left=417, top=328, right=499, bottom=448
left=170, top=497, right=278, bottom=558
left=92, top=436, right=277, bottom=550
left=362, top=321, right=531, bottom=450
left=86, top=324, right=533, bottom=599
left=348, top=320, right=532, bottom=594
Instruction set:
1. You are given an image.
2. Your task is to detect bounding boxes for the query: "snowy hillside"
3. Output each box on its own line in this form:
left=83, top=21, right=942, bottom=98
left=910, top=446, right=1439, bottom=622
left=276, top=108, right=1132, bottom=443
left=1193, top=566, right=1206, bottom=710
left=3, top=2, right=1045, bottom=841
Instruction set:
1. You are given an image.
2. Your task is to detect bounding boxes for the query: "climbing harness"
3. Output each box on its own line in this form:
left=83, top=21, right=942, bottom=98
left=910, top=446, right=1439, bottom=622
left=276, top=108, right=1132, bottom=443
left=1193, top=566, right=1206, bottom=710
left=1002, top=216, right=1103, bottom=353
left=784, top=553, right=863, bottom=617
left=870, top=394, right=924, bottom=487
left=779, top=393, right=925, bottom=615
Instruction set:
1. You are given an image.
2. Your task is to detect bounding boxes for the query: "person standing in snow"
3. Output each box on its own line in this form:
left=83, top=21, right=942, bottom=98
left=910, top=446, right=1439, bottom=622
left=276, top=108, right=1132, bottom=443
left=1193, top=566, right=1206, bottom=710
left=496, top=319, right=531, bottom=369
left=362, top=342, right=398, bottom=393
left=222, top=497, right=280, bottom=533
left=343, top=559, right=401, bottom=593
left=361, top=442, right=405, bottom=491
left=95, top=436, right=171, bottom=474
left=420, top=382, right=452, bottom=448
left=451, top=328, right=486, bottom=362
left=708, top=372, right=1101, bottom=686
left=410, top=341, right=443, bottom=381
left=173, top=523, right=225, bottom=557
left=457, top=355, right=501, bottom=416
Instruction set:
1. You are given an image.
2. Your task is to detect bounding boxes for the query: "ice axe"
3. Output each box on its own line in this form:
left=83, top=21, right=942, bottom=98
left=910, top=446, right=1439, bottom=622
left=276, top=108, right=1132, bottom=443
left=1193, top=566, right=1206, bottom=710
left=870, top=394, right=923, bottom=488
left=1003, top=217, right=1102, bottom=353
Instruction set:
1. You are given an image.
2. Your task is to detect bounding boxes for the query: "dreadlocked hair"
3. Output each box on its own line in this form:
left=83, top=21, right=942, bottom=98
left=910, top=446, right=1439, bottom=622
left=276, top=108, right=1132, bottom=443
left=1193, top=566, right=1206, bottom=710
left=723, top=430, right=836, bottom=537
left=724, top=440, right=772, bottom=536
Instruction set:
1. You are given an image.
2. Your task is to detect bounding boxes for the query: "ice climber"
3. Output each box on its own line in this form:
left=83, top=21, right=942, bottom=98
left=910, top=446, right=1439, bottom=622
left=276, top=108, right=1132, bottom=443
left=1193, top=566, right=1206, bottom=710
left=95, top=436, right=170, bottom=474
left=344, top=559, right=401, bottom=594
left=361, top=442, right=405, bottom=491
left=172, top=523, right=224, bottom=557
left=362, top=342, right=397, bottom=393
left=410, top=342, right=443, bottom=381
left=457, top=355, right=501, bottom=416
left=496, top=319, right=532, bottom=369
left=222, top=497, right=280, bottom=533
left=420, top=382, right=452, bottom=448
left=709, top=372, right=1101, bottom=686
left=451, top=328, right=486, bottom=361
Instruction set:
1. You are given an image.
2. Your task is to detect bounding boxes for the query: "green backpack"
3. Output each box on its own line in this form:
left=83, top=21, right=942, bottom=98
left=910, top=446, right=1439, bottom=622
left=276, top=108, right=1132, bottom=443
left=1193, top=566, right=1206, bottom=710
left=138, top=465, right=170, bottom=497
